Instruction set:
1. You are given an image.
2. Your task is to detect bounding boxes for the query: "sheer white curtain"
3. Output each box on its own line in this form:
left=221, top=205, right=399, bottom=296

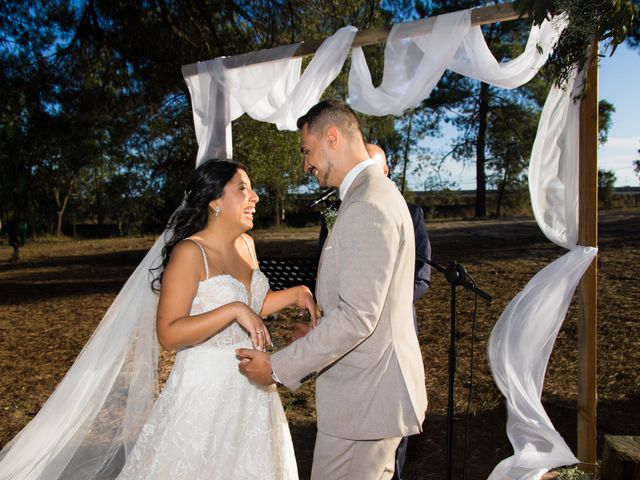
left=348, top=10, right=471, bottom=115
left=486, top=66, right=597, bottom=480
left=0, top=234, right=166, bottom=479
left=184, top=25, right=357, bottom=165
left=347, top=11, right=565, bottom=115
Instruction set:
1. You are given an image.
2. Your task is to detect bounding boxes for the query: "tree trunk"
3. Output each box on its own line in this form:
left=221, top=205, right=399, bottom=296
left=496, top=176, right=506, bottom=217
left=8, top=220, right=20, bottom=262
left=272, top=191, right=281, bottom=228
left=475, top=82, right=490, bottom=217
left=53, top=179, right=75, bottom=238
left=496, top=165, right=510, bottom=217
left=401, top=112, right=414, bottom=195
left=55, top=210, right=64, bottom=238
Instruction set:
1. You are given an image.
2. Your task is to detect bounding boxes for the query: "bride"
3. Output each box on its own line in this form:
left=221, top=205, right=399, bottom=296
left=0, top=159, right=315, bottom=479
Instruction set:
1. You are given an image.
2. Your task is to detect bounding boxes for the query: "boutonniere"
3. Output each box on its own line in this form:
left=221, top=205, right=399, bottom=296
left=321, top=205, right=339, bottom=232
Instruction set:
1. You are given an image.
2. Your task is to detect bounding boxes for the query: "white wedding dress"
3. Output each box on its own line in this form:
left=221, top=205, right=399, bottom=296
left=117, top=237, right=298, bottom=480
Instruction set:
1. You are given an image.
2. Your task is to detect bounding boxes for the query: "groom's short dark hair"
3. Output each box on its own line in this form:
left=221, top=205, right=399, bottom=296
left=297, top=100, right=363, bottom=141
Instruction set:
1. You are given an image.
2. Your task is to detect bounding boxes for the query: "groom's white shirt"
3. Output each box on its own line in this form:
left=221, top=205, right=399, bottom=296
left=338, top=159, right=376, bottom=201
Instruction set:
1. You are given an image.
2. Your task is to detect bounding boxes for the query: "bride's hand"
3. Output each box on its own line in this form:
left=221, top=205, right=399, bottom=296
left=233, top=302, right=272, bottom=351
left=296, top=286, right=317, bottom=328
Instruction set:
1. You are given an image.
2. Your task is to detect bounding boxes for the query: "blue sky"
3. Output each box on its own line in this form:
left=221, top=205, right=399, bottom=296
left=598, top=43, right=640, bottom=186
left=408, top=43, right=640, bottom=190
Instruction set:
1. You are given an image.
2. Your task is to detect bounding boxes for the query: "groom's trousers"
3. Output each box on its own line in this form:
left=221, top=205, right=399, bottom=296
left=310, top=431, right=402, bottom=480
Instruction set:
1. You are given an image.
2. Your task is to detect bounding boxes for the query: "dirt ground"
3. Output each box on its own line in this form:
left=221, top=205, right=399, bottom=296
left=1, top=209, right=639, bottom=479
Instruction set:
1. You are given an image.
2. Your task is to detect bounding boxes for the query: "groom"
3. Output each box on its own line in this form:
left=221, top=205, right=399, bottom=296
left=237, top=99, right=427, bottom=479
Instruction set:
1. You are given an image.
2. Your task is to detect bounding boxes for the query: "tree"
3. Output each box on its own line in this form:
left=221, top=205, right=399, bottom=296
left=65, top=0, right=393, bottom=227
left=487, top=100, right=540, bottom=216
left=634, top=144, right=640, bottom=181
left=628, top=0, right=640, bottom=50
left=233, top=116, right=309, bottom=227
left=0, top=0, right=63, bottom=255
left=598, top=100, right=615, bottom=145
left=598, top=169, right=617, bottom=208
left=515, top=0, right=637, bottom=88
left=417, top=0, right=553, bottom=217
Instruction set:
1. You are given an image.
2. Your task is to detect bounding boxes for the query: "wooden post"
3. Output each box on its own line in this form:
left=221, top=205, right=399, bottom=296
left=577, top=38, right=599, bottom=468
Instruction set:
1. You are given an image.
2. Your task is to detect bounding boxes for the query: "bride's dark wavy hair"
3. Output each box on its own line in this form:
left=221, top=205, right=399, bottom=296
left=151, top=159, right=246, bottom=292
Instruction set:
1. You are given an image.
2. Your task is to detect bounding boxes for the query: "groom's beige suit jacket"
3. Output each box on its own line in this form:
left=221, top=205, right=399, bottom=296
left=271, top=165, right=427, bottom=440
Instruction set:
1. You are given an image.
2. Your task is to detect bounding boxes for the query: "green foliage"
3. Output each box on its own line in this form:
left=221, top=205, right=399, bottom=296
left=232, top=116, right=309, bottom=226
left=555, top=465, right=597, bottom=480
left=419, top=188, right=464, bottom=219
left=598, top=168, right=617, bottom=208
left=598, top=100, right=615, bottom=145
left=634, top=144, right=640, bottom=180
left=1, top=0, right=407, bottom=234
left=8, top=0, right=630, bottom=234
left=514, top=0, right=638, bottom=87
left=629, top=0, right=640, bottom=49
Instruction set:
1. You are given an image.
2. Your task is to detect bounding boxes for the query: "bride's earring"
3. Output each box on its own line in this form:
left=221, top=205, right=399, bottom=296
left=213, top=206, right=220, bottom=217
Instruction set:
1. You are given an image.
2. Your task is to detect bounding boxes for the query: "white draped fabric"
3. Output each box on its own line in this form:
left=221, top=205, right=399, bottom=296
left=347, top=11, right=565, bottom=116
left=486, top=66, right=597, bottom=480
left=448, top=14, right=566, bottom=89
left=0, top=7, right=597, bottom=480
left=0, top=235, right=166, bottom=479
left=348, top=10, right=471, bottom=116
left=184, top=25, right=357, bottom=165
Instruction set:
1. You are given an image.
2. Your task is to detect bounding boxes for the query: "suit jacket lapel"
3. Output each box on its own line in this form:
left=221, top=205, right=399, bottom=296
left=317, top=166, right=378, bottom=295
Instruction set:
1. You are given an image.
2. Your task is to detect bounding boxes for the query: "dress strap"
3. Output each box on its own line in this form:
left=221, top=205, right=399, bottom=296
left=240, top=234, right=258, bottom=269
left=184, top=238, right=209, bottom=279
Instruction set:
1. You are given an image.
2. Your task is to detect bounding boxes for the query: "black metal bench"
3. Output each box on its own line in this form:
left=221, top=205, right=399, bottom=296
left=260, top=258, right=318, bottom=292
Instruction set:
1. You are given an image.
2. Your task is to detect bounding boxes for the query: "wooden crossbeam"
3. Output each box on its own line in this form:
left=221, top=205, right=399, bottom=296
left=182, top=3, right=522, bottom=77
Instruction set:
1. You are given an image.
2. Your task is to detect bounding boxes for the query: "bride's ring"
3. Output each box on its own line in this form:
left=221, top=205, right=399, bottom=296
left=257, top=330, right=264, bottom=335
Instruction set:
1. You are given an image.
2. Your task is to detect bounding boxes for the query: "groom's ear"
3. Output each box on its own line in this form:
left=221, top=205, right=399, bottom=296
left=324, top=126, right=339, bottom=150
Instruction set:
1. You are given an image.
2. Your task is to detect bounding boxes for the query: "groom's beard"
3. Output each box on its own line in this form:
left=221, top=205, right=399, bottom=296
left=319, top=147, right=333, bottom=188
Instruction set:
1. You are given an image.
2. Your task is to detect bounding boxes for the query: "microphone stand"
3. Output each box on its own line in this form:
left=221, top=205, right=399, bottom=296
left=309, top=188, right=337, bottom=208
left=421, top=257, right=493, bottom=480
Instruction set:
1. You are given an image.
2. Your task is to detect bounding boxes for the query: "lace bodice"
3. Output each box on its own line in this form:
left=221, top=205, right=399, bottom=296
left=189, top=268, right=270, bottom=347
left=184, top=235, right=270, bottom=348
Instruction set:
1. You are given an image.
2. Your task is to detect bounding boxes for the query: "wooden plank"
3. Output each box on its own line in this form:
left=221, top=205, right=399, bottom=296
left=602, top=435, right=640, bottom=479
left=577, top=38, right=599, bottom=466
left=470, top=3, right=523, bottom=26
left=182, top=3, right=524, bottom=77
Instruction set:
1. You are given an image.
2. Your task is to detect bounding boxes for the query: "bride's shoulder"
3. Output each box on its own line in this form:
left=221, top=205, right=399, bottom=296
left=171, top=238, right=205, bottom=263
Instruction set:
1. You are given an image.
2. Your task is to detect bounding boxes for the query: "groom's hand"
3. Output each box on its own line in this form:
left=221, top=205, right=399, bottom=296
left=236, top=348, right=274, bottom=385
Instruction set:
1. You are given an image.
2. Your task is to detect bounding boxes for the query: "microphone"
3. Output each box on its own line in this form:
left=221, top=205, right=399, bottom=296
left=309, top=188, right=336, bottom=208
